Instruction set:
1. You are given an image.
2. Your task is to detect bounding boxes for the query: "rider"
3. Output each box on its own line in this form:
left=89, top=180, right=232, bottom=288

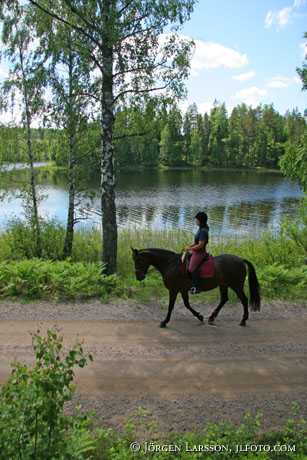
left=186, top=211, right=209, bottom=294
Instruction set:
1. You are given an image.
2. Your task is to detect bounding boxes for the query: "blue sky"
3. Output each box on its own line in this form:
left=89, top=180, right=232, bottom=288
left=179, top=0, right=307, bottom=114
left=0, top=0, right=306, bottom=122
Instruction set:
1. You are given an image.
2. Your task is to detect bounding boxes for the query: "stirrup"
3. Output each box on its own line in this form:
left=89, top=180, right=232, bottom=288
left=190, top=286, right=201, bottom=295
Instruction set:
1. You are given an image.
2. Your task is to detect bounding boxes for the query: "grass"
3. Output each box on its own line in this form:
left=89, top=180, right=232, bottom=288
left=0, top=204, right=306, bottom=302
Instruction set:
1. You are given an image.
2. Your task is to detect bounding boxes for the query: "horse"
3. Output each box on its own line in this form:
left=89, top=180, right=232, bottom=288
left=131, top=248, right=261, bottom=328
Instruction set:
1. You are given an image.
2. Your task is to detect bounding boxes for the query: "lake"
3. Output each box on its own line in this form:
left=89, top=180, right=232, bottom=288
left=0, top=166, right=303, bottom=238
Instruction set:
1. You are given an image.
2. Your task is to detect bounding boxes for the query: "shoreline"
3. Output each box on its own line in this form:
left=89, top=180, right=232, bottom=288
left=1, top=161, right=283, bottom=175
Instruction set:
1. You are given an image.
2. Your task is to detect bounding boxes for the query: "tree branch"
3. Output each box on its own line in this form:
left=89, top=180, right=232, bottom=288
left=116, top=1, right=135, bottom=18
left=78, top=91, right=100, bottom=102
left=113, top=78, right=176, bottom=103
left=118, top=23, right=160, bottom=44
left=113, top=59, right=167, bottom=78
left=63, top=0, right=99, bottom=34
left=28, top=0, right=102, bottom=51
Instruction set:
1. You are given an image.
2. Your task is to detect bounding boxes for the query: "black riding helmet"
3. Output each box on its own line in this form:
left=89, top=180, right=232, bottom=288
left=195, top=211, right=208, bottom=228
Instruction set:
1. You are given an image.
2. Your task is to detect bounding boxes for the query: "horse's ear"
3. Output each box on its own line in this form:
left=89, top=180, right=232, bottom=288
left=131, top=247, right=138, bottom=256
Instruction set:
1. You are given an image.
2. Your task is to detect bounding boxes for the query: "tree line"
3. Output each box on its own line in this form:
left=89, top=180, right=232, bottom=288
left=1, top=102, right=306, bottom=171
left=115, top=101, right=306, bottom=169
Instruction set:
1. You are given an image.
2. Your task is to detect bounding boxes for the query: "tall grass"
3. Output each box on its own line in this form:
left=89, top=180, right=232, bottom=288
left=0, top=205, right=306, bottom=302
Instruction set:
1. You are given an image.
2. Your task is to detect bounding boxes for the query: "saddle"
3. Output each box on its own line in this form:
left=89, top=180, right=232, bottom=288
left=181, top=251, right=215, bottom=279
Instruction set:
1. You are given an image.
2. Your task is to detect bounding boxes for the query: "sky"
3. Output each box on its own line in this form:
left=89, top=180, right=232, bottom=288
left=0, top=0, right=306, bottom=123
left=179, top=0, right=307, bottom=114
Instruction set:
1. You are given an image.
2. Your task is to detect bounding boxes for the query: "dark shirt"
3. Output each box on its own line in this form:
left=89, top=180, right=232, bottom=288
left=194, top=227, right=209, bottom=245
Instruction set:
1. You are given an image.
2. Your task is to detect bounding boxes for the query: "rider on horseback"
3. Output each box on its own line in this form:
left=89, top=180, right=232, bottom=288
left=186, top=211, right=209, bottom=294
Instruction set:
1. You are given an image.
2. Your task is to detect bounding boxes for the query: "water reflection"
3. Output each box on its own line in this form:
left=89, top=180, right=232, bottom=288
left=0, top=168, right=303, bottom=238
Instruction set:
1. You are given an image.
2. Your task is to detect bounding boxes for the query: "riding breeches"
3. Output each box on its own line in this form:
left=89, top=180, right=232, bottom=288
left=188, top=250, right=207, bottom=273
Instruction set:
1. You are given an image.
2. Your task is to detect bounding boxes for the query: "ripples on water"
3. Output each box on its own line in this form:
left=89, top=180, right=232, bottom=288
left=0, top=168, right=303, bottom=238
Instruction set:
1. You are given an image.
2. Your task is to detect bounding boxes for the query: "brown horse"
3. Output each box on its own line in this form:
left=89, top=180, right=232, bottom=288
left=131, top=248, right=261, bottom=328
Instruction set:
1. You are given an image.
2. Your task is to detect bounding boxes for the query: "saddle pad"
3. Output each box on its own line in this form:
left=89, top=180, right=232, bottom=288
left=199, top=255, right=215, bottom=278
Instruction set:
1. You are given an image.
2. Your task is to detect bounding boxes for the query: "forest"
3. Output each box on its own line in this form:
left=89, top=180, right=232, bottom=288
left=1, top=102, right=306, bottom=170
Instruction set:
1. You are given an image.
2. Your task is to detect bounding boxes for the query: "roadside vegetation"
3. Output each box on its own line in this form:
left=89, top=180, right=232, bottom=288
left=0, top=199, right=306, bottom=302
left=0, top=329, right=306, bottom=460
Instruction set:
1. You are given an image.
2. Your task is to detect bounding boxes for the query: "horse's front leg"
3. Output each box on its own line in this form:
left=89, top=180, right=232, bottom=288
left=181, top=290, right=204, bottom=322
left=160, top=289, right=178, bottom=328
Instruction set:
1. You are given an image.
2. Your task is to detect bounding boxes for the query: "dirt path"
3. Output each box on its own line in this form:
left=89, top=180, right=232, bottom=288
left=0, top=298, right=307, bottom=433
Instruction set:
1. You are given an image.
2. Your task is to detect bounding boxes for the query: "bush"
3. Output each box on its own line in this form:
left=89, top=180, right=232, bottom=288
left=0, top=329, right=96, bottom=459
left=0, top=259, right=120, bottom=300
left=94, top=409, right=307, bottom=459
left=3, top=219, right=65, bottom=260
left=258, top=264, right=307, bottom=299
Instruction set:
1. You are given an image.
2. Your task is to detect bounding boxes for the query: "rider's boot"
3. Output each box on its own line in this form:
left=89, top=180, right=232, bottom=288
left=189, top=269, right=201, bottom=294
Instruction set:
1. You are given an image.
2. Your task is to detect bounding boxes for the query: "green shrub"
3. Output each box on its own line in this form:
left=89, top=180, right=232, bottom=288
left=3, top=219, right=65, bottom=260
left=258, top=264, right=307, bottom=299
left=0, top=259, right=120, bottom=300
left=94, top=409, right=307, bottom=459
left=0, top=329, right=96, bottom=459
left=281, top=197, right=307, bottom=257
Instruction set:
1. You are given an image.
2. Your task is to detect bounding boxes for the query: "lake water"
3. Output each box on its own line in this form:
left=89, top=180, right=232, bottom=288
left=0, top=166, right=303, bottom=238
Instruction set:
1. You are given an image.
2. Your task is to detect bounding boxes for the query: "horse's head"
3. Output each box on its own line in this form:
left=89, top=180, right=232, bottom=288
left=131, top=247, right=150, bottom=281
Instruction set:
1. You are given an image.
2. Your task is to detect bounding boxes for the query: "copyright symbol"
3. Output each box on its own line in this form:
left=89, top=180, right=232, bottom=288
left=130, top=441, right=141, bottom=452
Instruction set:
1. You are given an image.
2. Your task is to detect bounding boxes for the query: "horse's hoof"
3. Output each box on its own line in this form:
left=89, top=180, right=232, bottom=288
left=208, top=318, right=215, bottom=325
left=160, top=322, right=167, bottom=328
left=239, top=321, right=246, bottom=327
left=198, top=314, right=204, bottom=322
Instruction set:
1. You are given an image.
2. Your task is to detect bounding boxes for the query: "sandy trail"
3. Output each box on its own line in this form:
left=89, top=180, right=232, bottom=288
left=0, top=309, right=306, bottom=432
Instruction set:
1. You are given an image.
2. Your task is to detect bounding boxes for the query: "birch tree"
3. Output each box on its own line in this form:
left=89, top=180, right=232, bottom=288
left=34, top=9, right=93, bottom=258
left=23, top=0, right=195, bottom=273
left=0, top=1, right=46, bottom=256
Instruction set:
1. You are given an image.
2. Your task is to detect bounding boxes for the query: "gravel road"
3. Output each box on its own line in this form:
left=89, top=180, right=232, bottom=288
left=0, top=297, right=306, bottom=434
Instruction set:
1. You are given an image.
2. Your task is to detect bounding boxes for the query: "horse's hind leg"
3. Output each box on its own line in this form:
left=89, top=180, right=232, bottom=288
left=181, top=291, right=204, bottom=323
left=208, top=286, right=228, bottom=324
left=160, top=289, right=178, bottom=328
left=232, top=287, right=249, bottom=326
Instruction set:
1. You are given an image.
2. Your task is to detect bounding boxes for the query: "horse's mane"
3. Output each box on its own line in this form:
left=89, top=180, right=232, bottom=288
left=139, top=248, right=180, bottom=259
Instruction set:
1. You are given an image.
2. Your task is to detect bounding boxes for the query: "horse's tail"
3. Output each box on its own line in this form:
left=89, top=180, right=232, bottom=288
left=243, top=259, right=261, bottom=311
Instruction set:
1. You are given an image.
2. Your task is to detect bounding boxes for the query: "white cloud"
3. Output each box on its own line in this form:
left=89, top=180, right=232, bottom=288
left=293, top=75, right=301, bottom=84
left=190, top=39, right=248, bottom=76
left=158, top=34, right=248, bottom=77
left=234, top=86, right=267, bottom=107
left=277, top=6, right=292, bottom=27
left=267, top=75, right=300, bottom=89
left=265, top=11, right=274, bottom=28
left=267, top=76, right=291, bottom=88
left=232, top=70, right=255, bottom=82
left=179, top=99, right=214, bottom=114
left=264, top=0, right=306, bottom=29
left=198, top=101, right=215, bottom=114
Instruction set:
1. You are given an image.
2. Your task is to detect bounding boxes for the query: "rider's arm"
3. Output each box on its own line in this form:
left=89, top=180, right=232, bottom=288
left=187, top=239, right=205, bottom=251
left=192, top=240, right=205, bottom=250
